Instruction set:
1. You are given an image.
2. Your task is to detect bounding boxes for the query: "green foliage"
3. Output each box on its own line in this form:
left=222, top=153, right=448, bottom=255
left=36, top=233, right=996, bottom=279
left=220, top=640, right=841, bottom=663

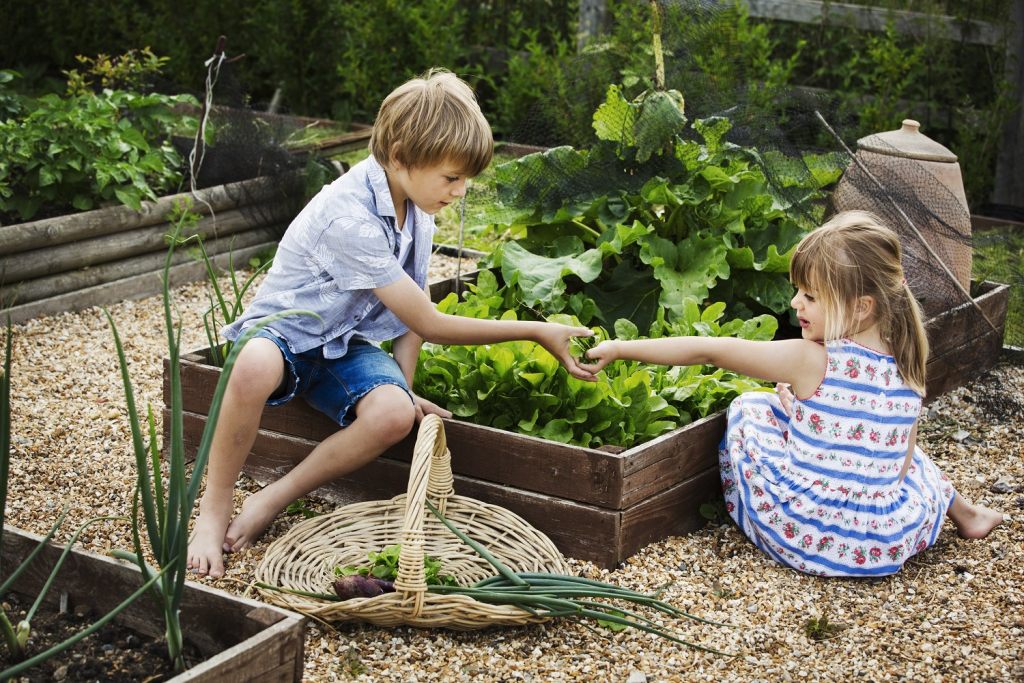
left=804, top=611, right=846, bottom=641
left=770, top=6, right=1015, bottom=207
left=414, top=87, right=829, bottom=449
left=0, top=71, right=24, bottom=121
left=414, top=271, right=776, bottom=449
left=973, top=227, right=1024, bottom=346
left=488, top=87, right=835, bottom=324
left=63, top=47, right=169, bottom=96
left=0, top=84, right=196, bottom=221
left=335, top=544, right=459, bottom=587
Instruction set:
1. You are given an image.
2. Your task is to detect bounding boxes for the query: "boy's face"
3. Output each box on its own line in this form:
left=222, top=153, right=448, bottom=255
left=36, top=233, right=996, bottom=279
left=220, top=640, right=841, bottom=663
left=392, top=160, right=469, bottom=215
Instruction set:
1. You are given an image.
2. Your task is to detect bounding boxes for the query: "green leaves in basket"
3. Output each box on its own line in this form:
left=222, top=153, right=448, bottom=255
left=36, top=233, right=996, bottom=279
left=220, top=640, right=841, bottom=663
left=335, top=544, right=458, bottom=587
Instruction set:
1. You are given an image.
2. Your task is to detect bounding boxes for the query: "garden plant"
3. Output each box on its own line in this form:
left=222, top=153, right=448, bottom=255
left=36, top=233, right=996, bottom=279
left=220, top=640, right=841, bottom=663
left=104, top=218, right=314, bottom=673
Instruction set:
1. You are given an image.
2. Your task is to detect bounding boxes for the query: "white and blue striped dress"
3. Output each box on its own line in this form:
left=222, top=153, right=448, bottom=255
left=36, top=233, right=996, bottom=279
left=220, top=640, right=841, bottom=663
left=718, top=339, right=955, bottom=577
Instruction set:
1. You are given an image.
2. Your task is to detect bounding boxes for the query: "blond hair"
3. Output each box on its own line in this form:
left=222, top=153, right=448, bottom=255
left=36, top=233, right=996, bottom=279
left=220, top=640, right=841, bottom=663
left=369, top=68, right=493, bottom=176
left=790, top=210, right=929, bottom=395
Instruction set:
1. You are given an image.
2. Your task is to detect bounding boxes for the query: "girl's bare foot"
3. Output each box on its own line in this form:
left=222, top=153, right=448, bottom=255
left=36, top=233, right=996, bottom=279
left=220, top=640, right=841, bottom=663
left=223, top=488, right=286, bottom=553
left=187, top=507, right=232, bottom=578
left=948, top=494, right=1006, bottom=539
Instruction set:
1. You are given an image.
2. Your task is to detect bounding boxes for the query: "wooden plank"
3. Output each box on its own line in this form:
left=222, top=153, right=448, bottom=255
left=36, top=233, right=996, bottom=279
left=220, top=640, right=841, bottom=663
left=922, top=281, right=1009, bottom=359
left=179, top=618, right=305, bottom=683
left=0, top=204, right=288, bottom=283
left=173, top=354, right=628, bottom=508
left=618, top=466, right=722, bottom=564
left=4, top=241, right=278, bottom=325
left=971, top=214, right=1024, bottom=232
left=745, top=0, right=1002, bottom=46
left=618, top=412, right=726, bottom=509
left=2, top=227, right=280, bottom=306
left=0, top=526, right=305, bottom=674
left=0, top=175, right=290, bottom=255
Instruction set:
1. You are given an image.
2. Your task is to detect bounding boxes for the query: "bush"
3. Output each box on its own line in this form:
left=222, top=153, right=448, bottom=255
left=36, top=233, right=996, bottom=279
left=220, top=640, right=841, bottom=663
left=0, top=87, right=195, bottom=222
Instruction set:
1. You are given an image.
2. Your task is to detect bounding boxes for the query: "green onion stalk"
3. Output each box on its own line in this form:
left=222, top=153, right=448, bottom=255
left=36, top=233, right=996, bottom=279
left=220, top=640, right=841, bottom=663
left=106, top=216, right=316, bottom=672
left=1, top=320, right=186, bottom=676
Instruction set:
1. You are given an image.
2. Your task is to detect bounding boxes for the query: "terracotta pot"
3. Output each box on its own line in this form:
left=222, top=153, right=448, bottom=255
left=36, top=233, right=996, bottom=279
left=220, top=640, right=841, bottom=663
left=831, top=119, right=972, bottom=317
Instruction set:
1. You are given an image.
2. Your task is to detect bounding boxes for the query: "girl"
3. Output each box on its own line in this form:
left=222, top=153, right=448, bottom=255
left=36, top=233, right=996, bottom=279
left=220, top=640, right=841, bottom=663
left=582, top=211, right=1004, bottom=576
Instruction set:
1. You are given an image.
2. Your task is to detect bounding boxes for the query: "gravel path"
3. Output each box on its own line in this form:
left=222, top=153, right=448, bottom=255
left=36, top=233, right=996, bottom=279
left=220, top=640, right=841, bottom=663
left=4, top=254, right=1022, bottom=682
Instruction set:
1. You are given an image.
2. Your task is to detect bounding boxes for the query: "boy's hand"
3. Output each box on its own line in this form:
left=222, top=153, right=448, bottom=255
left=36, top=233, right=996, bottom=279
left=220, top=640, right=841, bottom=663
left=537, top=324, right=598, bottom=382
left=413, top=394, right=452, bottom=422
left=580, top=339, right=618, bottom=374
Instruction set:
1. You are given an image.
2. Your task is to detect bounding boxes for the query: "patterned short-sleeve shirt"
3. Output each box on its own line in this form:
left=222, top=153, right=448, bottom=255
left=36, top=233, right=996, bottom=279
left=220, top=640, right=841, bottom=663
left=222, top=155, right=435, bottom=358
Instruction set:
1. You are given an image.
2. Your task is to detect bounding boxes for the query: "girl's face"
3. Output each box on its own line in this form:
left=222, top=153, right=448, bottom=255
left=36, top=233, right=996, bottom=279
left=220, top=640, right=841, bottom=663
left=791, top=286, right=825, bottom=342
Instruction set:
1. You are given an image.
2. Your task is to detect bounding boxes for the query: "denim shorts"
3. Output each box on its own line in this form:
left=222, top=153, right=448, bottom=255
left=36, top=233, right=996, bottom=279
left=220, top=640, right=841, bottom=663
left=255, top=330, right=412, bottom=427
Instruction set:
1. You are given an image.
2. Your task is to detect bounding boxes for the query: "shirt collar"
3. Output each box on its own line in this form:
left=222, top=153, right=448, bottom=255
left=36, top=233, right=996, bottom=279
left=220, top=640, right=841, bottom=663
left=365, top=155, right=398, bottom=219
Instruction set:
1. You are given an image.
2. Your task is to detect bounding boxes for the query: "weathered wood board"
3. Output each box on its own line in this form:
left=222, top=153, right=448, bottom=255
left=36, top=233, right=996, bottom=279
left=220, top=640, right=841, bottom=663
left=1, top=526, right=306, bottom=682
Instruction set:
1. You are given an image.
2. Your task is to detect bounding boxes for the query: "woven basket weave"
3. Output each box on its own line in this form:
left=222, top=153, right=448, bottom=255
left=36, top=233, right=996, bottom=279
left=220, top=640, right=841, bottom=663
left=255, top=414, right=569, bottom=629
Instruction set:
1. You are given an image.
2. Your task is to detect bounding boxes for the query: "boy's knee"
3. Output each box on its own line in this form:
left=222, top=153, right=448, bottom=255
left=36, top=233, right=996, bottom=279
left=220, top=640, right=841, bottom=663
left=358, top=387, right=415, bottom=444
left=227, top=339, right=285, bottom=400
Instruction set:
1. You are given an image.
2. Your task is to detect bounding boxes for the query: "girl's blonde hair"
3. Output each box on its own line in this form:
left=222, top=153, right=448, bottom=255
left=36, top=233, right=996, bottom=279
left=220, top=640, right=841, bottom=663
left=790, top=210, right=929, bottom=395
left=370, top=68, right=493, bottom=177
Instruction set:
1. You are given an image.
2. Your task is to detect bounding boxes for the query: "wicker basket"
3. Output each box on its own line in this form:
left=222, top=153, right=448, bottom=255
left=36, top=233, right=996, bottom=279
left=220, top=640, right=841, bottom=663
left=255, top=414, right=570, bottom=629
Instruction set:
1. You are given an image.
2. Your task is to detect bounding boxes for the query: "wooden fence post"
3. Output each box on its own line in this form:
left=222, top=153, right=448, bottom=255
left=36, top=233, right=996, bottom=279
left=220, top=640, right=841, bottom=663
left=578, top=0, right=607, bottom=50
left=994, top=0, right=1024, bottom=208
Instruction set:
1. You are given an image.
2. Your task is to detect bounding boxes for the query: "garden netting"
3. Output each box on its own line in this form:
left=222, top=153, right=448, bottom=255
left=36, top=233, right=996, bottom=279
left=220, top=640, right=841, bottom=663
left=445, top=0, right=1021, bottom=360
left=175, top=39, right=328, bottom=242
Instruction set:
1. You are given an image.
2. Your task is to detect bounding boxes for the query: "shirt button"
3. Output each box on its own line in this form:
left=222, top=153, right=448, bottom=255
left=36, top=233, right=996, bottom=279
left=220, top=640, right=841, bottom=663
left=319, top=336, right=326, bottom=342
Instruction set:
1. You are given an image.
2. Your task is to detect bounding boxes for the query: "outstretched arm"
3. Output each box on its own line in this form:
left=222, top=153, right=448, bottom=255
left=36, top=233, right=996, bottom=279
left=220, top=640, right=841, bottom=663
left=582, top=336, right=826, bottom=398
left=374, top=274, right=597, bottom=381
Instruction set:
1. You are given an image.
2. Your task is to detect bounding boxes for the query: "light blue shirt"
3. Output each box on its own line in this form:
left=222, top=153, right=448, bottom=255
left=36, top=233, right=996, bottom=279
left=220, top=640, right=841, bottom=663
left=223, top=155, right=435, bottom=358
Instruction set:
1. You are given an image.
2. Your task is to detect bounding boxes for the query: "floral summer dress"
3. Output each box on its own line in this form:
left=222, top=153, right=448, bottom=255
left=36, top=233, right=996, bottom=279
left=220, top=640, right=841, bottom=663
left=718, top=339, right=955, bottom=577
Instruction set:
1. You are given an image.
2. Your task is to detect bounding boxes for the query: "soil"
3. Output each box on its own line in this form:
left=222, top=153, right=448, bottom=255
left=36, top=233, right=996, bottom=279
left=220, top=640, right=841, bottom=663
left=0, top=592, right=203, bottom=682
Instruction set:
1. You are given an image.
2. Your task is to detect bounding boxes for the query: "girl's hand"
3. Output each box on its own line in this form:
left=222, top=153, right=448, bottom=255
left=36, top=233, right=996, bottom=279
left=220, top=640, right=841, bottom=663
left=775, top=382, right=795, bottom=417
left=536, top=323, right=598, bottom=382
left=581, top=340, right=619, bottom=374
left=413, top=394, right=452, bottom=422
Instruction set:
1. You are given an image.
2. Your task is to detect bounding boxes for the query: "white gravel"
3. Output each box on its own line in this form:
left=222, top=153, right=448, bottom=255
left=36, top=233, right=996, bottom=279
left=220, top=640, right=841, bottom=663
left=4, top=253, right=1022, bottom=682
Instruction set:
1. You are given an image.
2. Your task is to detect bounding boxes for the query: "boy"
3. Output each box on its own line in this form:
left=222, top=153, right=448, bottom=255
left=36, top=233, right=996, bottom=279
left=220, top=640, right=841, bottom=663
left=186, top=69, right=595, bottom=578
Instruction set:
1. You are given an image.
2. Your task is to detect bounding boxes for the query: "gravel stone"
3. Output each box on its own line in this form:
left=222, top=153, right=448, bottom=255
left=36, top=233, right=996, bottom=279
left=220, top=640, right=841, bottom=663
left=4, top=254, right=1022, bottom=682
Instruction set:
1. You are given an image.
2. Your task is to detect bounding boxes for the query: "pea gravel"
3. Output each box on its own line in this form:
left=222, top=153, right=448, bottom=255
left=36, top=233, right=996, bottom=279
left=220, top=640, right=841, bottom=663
left=4, top=254, right=1022, bottom=682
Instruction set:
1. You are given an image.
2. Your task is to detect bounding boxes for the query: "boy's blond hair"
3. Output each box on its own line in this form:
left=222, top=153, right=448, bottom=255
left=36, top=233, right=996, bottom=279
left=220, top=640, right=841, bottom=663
left=370, top=68, right=493, bottom=177
left=790, top=210, right=929, bottom=395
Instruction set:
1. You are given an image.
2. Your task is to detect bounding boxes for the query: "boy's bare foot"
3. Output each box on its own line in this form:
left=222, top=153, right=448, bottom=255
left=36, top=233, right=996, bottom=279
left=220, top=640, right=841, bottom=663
left=187, top=508, right=232, bottom=578
left=948, top=495, right=1006, bottom=539
left=223, top=488, right=285, bottom=553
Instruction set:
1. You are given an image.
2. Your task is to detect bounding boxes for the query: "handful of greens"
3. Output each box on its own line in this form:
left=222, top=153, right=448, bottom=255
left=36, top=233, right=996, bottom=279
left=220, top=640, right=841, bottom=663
left=332, top=544, right=458, bottom=600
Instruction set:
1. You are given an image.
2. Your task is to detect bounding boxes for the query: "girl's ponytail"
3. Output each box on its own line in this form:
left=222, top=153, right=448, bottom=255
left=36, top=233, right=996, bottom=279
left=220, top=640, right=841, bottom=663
left=885, top=278, right=929, bottom=396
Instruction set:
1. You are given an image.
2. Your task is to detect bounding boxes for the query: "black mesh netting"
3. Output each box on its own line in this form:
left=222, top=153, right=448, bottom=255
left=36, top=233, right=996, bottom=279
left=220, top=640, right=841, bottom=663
left=176, top=41, right=324, bottom=244
left=443, top=0, right=1019, bottom=359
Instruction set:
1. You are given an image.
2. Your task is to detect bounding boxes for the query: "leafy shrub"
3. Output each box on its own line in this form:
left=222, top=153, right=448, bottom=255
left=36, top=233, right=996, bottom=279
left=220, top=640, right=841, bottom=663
left=63, top=47, right=169, bottom=96
left=0, top=86, right=196, bottom=221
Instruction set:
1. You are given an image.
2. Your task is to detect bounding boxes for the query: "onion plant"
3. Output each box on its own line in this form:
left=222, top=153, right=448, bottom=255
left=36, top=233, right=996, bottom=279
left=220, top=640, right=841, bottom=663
left=106, top=221, right=313, bottom=672
left=0, top=318, right=170, bottom=678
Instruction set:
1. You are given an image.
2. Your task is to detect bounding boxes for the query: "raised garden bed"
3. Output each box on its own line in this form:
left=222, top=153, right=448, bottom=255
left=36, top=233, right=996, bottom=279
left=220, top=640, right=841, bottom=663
left=0, top=175, right=297, bottom=325
left=1, top=526, right=305, bottom=681
left=165, top=279, right=1009, bottom=569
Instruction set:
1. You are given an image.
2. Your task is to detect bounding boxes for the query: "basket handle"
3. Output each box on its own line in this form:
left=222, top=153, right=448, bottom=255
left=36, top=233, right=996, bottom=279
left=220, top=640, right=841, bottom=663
left=393, top=415, right=454, bottom=613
